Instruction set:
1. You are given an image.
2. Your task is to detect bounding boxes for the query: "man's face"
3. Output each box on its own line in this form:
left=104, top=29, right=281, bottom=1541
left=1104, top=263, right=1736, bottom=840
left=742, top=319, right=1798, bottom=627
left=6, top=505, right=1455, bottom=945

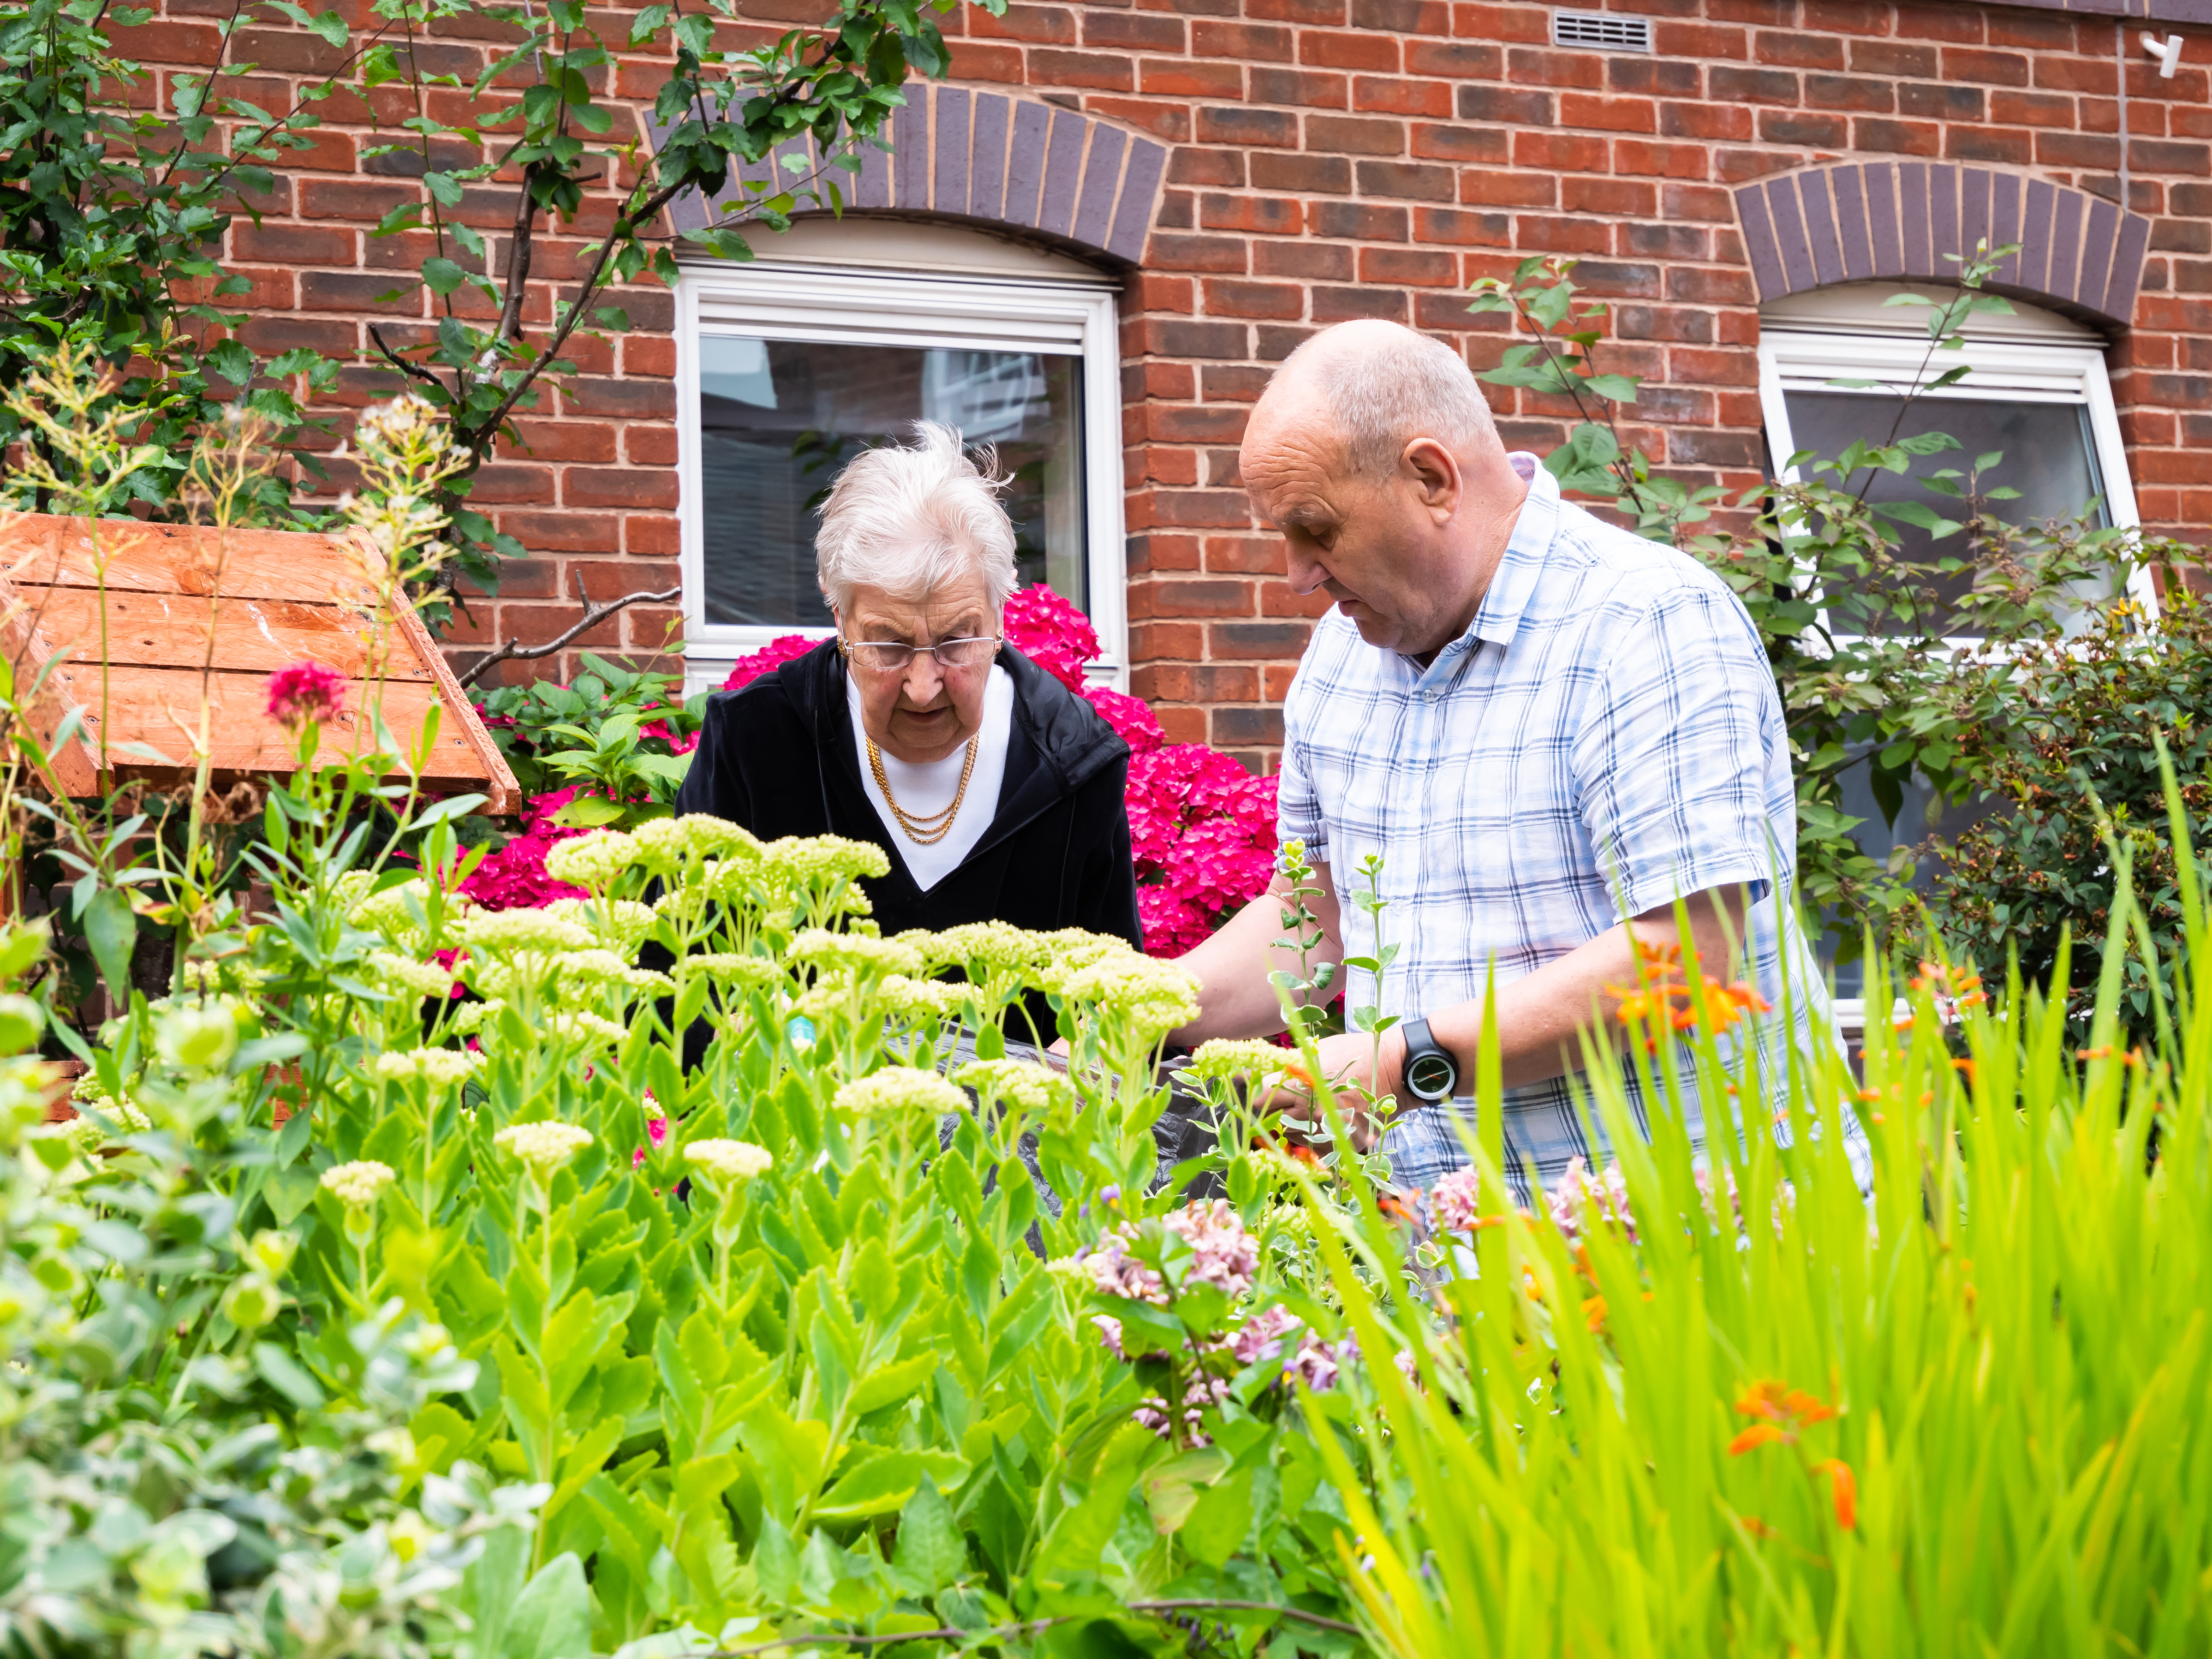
left=1240, top=405, right=1462, bottom=656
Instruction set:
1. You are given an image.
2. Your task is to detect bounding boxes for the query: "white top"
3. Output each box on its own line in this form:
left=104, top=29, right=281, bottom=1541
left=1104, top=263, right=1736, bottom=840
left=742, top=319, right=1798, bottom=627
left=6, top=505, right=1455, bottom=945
left=848, top=664, right=1014, bottom=891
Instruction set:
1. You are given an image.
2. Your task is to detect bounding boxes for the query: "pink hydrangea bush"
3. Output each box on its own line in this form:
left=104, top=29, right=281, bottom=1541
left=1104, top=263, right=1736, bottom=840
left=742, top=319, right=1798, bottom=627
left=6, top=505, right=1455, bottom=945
left=721, top=633, right=820, bottom=692
left=459, top=785, right=590, bottom=909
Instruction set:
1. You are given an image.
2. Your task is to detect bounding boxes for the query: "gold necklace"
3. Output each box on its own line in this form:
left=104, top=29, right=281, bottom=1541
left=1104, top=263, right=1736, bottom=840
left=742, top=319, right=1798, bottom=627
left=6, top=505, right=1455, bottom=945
left=867, top=734, right=979, bottom=846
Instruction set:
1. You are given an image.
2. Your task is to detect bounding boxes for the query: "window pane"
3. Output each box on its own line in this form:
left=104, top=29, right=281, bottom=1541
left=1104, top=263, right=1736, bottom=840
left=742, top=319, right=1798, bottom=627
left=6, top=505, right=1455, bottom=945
left=1777, top=391, right=2106, bottom=636
left=697, top=335, right=1086, bottom=629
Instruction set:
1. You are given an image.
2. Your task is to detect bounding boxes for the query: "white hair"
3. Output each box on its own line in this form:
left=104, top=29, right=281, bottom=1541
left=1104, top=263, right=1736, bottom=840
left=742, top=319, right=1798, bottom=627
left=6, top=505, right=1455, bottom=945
left=814, top=422, right=1018, bottom=616
left=1276, top=321, right=1502, bottom=478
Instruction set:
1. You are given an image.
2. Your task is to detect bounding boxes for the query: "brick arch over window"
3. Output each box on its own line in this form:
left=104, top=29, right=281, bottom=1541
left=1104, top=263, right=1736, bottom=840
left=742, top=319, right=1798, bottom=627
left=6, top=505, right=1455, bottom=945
left=650, top=85, right=1168, bottom=265
left=1734, top=162, right=2152, bottom=334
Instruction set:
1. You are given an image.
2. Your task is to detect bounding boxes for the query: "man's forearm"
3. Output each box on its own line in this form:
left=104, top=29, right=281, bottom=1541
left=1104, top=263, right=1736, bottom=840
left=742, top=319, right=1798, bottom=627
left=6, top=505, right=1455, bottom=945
left=1405, top=890, right=1750, bottom=1092
left=1172, top=870, right=1344, bottom=1045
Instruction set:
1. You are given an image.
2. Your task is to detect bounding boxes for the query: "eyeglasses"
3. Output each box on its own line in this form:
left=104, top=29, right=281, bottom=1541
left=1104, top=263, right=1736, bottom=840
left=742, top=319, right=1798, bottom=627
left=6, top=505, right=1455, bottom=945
left=837, top=634, right=1002, bottom=673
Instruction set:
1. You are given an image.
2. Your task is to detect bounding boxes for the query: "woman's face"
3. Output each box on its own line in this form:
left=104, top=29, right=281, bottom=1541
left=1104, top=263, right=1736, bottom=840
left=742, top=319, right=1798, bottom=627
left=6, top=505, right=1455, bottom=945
left=837, top=564, right=1002, bottom=765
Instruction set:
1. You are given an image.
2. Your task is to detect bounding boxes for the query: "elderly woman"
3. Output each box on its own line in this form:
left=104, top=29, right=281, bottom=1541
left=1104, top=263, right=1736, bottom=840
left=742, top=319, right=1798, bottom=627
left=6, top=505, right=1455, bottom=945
left=677, top=422, right=1142, bottom=948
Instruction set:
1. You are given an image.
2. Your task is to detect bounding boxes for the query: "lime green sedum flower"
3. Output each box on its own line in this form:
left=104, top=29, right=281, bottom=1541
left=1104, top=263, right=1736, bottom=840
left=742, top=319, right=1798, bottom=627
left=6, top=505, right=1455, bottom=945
left=375, top=1047, right=483, bottom=1086
left=833, top=1068, right=969, bottom=1120
left=543, top=829, right=640, bottom=891
left=788, top=929, right=925, bottom=979
left=954, top=1058, right=1074, bottom=1115
left=493, top=1121, right=594, bottom=1177
left=682, top=1138, right=775, bottom=1188
left=322, top=1160, right=398, bottom=1209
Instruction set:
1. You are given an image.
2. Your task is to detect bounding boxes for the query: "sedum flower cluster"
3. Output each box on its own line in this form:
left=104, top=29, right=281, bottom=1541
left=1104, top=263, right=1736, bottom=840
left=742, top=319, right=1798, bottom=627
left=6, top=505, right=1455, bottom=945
left=374, top=1048, right=483, bottom=1086
left=954, top=1058, right=1073, bottom=1116
left=494, top=1121, right=594, bottom=1177
left=322, top=1159, right=397, bottom=1209
left=682, top=1138, right=774, bottom=1188
left=832, top=1069, right=969, bottom=1120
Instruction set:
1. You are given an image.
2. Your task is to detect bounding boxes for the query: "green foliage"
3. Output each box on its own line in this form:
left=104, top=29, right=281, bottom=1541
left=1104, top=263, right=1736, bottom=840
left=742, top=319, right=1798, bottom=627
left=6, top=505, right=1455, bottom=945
left=0, top=0, right=1000, bottom=612
left=1924, top=587, right=2212, bottom=1033
left=0, top=0, right=343, bottom=515
left=0, top=920, right=534, bottom=1659
left=476, top=654, right=703, bottom=823
left=1282, top=791, right=2212, bottom=1656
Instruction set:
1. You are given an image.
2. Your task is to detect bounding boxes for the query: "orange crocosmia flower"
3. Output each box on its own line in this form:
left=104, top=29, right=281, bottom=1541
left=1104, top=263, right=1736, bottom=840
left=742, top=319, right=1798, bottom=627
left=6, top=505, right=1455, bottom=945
left=1582, top=1295, right=1609, bottom=1332
left=1856, top=1088, right=1881, bottom=1104
left=1285, top=1144, right=1322, bottom=1168
left=1728, top=1423, right=1789, bottom=1456
left=1952, top=1057, right=1976, bottom=1081
left=1723, top=980, right=1773, bottom=1015
left=1814, top=1460, right=1858, bottom=1530
left=1282, top=1062, right=1320, bottom=1091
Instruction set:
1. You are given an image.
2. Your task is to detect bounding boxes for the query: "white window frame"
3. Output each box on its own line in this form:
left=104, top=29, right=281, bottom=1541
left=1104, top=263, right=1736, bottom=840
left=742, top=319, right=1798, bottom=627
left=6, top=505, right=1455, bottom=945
left=1756, top=328, right=2153, bottom=623
left=1755, top=301, right=2148, bottom=1046
left=674, top=259, right=1127, bottom=697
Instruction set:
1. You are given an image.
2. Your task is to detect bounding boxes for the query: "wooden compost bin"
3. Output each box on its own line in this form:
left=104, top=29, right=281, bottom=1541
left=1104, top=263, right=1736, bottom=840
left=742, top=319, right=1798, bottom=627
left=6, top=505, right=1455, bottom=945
left=0, top=513, right=520, bottom=812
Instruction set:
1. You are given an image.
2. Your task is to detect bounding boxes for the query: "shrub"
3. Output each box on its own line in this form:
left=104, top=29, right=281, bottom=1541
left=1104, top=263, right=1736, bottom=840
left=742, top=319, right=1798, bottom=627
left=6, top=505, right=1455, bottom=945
left=1922, top=585, right=2212, bottom=1031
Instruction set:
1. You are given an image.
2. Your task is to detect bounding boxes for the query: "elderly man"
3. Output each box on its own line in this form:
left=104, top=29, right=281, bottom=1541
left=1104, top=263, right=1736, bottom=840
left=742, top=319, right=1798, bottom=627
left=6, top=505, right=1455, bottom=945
left=1175, top=319, right=1832, bottom=1199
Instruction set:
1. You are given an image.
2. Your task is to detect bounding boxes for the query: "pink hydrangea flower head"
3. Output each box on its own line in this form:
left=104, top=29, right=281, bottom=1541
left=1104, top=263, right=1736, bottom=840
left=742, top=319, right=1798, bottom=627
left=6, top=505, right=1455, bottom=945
left=1001, top=585, right=1099, bottom=692
left=267, top=660, right=346, bottom=729
left=1083, top=685, right=1164, bottom=753
left=722, top=634, right=820, bottom=692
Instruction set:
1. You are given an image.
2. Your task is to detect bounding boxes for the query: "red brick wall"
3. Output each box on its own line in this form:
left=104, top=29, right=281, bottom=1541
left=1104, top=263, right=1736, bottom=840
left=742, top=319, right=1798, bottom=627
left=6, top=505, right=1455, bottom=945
left=132, top=0, right=2212, bottom=767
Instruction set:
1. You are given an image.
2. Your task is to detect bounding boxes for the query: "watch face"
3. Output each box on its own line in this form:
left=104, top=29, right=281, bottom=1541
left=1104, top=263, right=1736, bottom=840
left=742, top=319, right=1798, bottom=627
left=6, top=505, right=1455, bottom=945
left=1405, top=1050, right=1455, bottom=1101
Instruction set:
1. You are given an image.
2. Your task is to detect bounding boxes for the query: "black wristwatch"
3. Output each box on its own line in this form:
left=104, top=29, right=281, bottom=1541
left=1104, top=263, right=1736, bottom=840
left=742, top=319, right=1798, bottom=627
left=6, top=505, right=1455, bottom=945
left=1399, top=1016, right=1458, bottom=1104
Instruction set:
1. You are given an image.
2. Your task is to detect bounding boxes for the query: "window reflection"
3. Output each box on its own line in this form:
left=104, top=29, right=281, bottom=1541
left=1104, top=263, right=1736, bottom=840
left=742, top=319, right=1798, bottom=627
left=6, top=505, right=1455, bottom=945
left=697, top=335, right=1086, bottom=629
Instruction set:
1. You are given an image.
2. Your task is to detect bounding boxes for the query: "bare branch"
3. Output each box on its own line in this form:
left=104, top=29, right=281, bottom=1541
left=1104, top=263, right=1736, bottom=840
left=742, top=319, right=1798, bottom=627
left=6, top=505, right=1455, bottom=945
left=454, top=568, right=680, bottom=688
left=368, top=324, right=450, bottom=396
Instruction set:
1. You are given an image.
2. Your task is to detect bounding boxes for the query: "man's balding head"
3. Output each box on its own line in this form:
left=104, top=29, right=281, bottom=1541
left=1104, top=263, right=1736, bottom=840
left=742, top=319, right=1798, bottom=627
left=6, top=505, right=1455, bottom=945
left=1252, top=319, right=1507, bottom=479
left=1239, top=321, right=1528, bottom=658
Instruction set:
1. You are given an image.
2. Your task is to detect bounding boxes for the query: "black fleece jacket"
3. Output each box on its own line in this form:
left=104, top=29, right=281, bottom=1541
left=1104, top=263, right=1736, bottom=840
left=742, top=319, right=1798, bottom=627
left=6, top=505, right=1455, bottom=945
left=675, top=639, right=1143, bottom=950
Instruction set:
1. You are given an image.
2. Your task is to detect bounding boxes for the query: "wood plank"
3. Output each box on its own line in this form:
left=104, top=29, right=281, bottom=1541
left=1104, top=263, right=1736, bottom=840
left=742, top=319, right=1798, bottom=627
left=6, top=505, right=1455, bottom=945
left=0, top=570, right=100, bottom=795
left=391, top=591, right=522, bottom=814
left=18, top=587, right=428, bottom=680
left=24, top=663, right=500, bottom=786
left=0, top=512, right=381, bottom=604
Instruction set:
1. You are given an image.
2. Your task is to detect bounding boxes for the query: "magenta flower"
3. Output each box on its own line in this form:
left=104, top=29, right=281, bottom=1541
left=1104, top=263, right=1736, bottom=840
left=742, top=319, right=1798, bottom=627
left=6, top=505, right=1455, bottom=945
left=721, top=634, right=819, bottom=692
left=1002, top=585, right=1100, bottom=692
left=266, top=660, right=346, bottom=729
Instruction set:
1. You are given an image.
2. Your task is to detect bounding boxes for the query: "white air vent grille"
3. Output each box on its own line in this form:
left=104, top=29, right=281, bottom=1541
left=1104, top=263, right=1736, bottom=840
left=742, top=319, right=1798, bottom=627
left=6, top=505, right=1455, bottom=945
left=1551, top=9, right=1654, bottom=50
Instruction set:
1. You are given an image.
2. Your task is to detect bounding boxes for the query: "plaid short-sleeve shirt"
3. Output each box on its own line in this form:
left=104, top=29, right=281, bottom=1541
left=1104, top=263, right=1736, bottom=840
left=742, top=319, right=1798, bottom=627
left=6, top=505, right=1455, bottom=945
left=1277, top=457, right=1836, bottom=1200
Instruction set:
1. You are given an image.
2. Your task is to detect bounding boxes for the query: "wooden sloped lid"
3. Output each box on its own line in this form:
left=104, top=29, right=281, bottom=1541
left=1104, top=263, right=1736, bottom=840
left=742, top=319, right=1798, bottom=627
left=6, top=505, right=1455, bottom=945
left=0, top=513, right=521, bottom=814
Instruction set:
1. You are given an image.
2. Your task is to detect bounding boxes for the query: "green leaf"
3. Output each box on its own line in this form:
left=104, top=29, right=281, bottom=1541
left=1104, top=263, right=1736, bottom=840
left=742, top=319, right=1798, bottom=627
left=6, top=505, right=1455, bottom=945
left=502, top=1552, right=594, bottom=1659
left=891, top=1480, right=965, bottom=1593
left=847, top=1351, right=938, bottom=1417
left=252, top=1341, right=327, bottom=1410
left=1179, top=1468, right=1254, bottom=1567
left=552, top=794, right=628, bottom=828
left=83, top=887, right=137, bottom=1007
left=423, top=257, right=469, bottom=297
